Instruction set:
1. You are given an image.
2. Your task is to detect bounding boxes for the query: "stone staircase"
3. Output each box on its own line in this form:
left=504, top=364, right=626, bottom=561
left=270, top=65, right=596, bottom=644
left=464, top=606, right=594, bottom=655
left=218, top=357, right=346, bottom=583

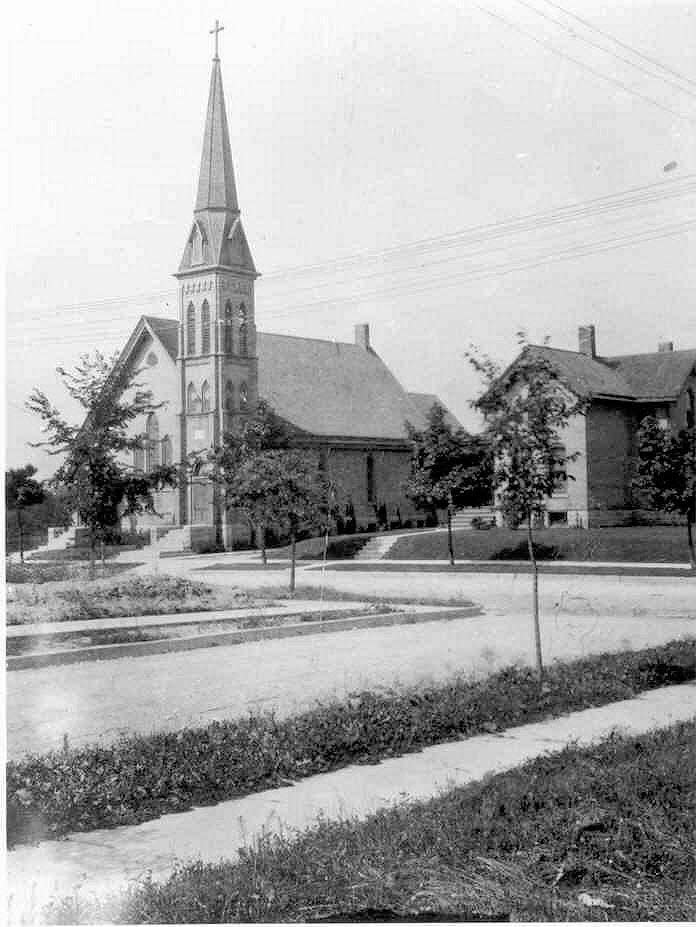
left=150, top=527, right=188, bottom=554
left=451, top=506, right=497, bottom=530
left=354, top=534, right=399, bottom=560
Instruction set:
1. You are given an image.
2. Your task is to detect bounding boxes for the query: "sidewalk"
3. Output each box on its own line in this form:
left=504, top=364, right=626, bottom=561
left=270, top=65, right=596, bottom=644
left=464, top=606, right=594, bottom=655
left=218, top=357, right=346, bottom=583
left=8, top=682, right=696, bottom=925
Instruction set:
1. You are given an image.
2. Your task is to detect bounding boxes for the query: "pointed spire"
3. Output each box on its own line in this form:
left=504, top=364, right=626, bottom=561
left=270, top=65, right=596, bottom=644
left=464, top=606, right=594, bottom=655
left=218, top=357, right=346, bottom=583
left=195, top=57, right=239, bottom=213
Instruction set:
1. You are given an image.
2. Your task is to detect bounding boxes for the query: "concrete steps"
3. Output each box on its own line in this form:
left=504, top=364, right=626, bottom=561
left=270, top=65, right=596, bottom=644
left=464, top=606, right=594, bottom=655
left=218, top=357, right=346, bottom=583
left=354, top=535, right=399, bottom=560
left=451, top=507, right=496, bottom=530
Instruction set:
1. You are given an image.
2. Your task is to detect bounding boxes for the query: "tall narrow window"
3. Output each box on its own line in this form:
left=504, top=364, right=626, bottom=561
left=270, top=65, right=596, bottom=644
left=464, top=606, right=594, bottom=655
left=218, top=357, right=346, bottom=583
left=225, top=380, right=235, bottom=412
left=161, top=435, right=173, bottom=467
left=201, top=301, right=211, bottom=353
left=238, top=303, right=248, bottom=355
left=134, top=446, right=145, bottom=472
left=551, top=445, right=567, bottom=495
left=187, top=382, right=200, bottom=413
left=366, top=453, right=375, bottom=503
left=239, top=381, right=248, bottom=410
left=146, top=413, right=160, bottom=472
left=201, top=380, right=211, bottom=412
left=224, top=301, right=233, bottom=353
left=186, top=303, right=196, bottom=355
left=191, top=225, right=203, bottom=264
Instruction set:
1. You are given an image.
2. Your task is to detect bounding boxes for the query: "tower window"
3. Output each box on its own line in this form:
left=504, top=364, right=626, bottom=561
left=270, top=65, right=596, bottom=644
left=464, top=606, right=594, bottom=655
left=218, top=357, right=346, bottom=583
left=224, top=301, right=233, bottom=353
left=161, top=435, right=173, bottom=467
left=239, top=381, right=248, bottom=410
left=186, top=303, right=196, bottom=355
left=201, top=380, right=211, bottom=412
left=239, top=303, right=248, bottom=355
left=201, top=301, right=211, bottom=353
left=225, top=380, right=235, bottom=412
left=134, top=446, right=145, bottom=472
left=187, top=382, right=201, bottom=413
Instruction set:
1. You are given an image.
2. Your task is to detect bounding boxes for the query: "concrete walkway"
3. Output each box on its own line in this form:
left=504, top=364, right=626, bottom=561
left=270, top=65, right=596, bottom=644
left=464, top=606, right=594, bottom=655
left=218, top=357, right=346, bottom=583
left=8, top=682, right=696, bottom=925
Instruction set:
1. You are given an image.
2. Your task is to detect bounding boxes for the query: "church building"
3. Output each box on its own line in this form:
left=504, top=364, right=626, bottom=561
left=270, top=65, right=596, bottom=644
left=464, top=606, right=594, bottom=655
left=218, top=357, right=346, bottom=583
left=116, top=43, right=456, bottom=551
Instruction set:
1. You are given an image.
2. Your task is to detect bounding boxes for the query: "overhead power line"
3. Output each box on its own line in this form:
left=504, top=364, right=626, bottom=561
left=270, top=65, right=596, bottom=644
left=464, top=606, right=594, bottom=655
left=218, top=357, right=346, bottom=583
left=510, top=0, right=696, bottom=101
left=537, top=0, right=696, bottom=90
left=475, top=2, right=696, bottom=125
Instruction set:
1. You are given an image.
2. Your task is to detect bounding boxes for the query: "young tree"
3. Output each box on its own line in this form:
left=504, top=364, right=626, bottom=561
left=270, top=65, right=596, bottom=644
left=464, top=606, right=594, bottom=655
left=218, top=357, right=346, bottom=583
left=5, top=465, right=46, bottom=563
left=404, top=403, right=492, bottom=565
left=633, top=415, right=696, bottom=569
left=468, top=339, right=587, bottom=679
left=226, top=449, right=333, bottom=592
left=26, top=351, right=178, bottom=569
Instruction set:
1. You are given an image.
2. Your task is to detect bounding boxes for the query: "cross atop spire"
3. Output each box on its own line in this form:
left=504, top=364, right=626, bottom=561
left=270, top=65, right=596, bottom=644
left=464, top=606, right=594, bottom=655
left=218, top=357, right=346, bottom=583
left=210, top=19, right=224, bottom=60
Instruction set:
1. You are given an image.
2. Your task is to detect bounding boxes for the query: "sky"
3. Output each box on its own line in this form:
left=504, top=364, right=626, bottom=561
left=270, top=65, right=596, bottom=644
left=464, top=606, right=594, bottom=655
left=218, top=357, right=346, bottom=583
left=5, top=0, right=696, bottom=475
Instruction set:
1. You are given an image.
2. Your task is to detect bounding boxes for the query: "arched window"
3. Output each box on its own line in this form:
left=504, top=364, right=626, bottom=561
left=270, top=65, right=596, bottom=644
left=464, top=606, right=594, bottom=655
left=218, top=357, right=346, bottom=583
left=190, top=225, right=202, bottom=264
left=186, top=303, right=196, bottom=355
left=225, top=380, right=235, bottom=412
left=187, top=382, right=201, bottom=413
left=201, top=380, right=211, bottom=412
left=161, top=435, right=173, bottom=467
left=145, top=413, right=160, bottom=472
left=366, top=453, right=375, bottom=503
left=134, top=446, right=145, bottom=472
left=239, top=381, right=248, bottom=410
left=238, top=303, right=248, bottom=355
left=224, top=301, right=233, bottom=353
left=201, top=301, right=211, bottom=353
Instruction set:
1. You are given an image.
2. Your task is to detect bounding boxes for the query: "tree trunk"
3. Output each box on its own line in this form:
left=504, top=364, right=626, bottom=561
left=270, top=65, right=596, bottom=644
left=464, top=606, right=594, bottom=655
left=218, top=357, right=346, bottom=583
left=16, top=508, right=24, bottom=564
left=100, top=539, right=106, bottom=566
left=527, top=518, right=543, bottom=680
left=89, top=530, right=96, bottom=579
left=260, top=526, right=267, bottom=567
left=687, top=516, right=696, bottom=571
left=289, top=530, right=296, bottom=594
left=447, top=499, right=455, bottom=567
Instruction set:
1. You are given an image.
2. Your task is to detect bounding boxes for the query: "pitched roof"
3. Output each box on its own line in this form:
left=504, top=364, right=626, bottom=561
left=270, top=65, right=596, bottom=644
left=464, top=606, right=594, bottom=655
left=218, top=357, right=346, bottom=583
left=257, top=333, right=435, bottom=440
left=144, top=317, right=179, bottom=362
left=406, top=392, right=463, bottom=430
left=523, top=344, right=696, bottom=402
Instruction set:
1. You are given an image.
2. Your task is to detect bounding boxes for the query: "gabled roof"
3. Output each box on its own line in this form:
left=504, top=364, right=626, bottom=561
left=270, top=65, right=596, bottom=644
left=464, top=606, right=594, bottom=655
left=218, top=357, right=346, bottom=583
left=135, top=316, right=457, bottom=441
left=522, top=344, right=696, bottom=402
left=406, top=392, right=463, bottom=430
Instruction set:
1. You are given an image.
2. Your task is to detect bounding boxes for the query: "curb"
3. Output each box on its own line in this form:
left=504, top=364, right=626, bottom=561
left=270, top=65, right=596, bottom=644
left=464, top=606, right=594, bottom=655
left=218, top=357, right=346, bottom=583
left=7, top=605, right=481, bottom=671
left=312, top=561, right=695, bottom=577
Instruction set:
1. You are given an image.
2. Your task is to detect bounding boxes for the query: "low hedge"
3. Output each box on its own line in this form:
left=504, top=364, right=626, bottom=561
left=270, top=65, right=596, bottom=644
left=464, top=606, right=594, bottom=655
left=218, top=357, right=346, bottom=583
left=8, top=639, right=695, bottom=848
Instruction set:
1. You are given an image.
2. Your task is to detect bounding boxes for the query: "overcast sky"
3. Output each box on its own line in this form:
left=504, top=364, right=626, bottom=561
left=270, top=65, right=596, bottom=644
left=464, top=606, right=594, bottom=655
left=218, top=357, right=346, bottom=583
left=6, top=0, right=696, bottom=475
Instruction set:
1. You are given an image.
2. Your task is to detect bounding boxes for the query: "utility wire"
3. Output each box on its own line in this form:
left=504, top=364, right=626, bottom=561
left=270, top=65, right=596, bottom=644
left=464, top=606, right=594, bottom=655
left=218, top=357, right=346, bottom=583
left=537, top=0, right=696, bottom=90
left=509, top=0, right=696, bottom=100
left=9, top=175, right=696, bottom=321
left=476, top=2, right=696, bottom=124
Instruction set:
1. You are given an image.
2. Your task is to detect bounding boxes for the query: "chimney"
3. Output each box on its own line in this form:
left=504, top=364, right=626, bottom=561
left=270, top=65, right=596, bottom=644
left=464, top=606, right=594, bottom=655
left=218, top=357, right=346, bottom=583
left=578, top=324, right=596, bottom=358
left=658, top=341, right=674, bottom=353
left=354, top=323, right=370, bottom=350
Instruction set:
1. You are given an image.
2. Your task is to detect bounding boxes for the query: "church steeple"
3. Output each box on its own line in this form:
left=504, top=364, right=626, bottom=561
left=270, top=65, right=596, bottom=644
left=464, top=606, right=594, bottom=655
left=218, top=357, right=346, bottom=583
left=195, top=56, right=239, bottom=214
left=178, top=35, right=256, bottom=276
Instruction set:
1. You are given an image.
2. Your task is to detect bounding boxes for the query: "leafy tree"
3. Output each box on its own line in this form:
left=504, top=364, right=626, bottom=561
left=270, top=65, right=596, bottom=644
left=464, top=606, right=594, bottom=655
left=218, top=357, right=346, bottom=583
left=226, top=449, right=333, bottom=592
left=404, top=403, right=492, bottom=565
left=468, top=338, right=587, bottom=679
left=26, top=352, right=178, bottom=568
left=5, top=465, right=46, bottom=562
left=633, top=415, right=696, bottom=569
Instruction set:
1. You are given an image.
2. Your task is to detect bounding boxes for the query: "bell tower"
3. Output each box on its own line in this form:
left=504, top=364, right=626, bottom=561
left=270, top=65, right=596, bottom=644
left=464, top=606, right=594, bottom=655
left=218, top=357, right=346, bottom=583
left=175, top=24, right=258, bottom=525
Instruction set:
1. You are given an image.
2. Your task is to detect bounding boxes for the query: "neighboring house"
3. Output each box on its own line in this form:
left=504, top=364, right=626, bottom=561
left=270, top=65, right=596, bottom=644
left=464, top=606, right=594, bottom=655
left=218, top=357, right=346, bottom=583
left=502, top=325, right=696, bottom=528
left=111, top=50, right=458, bottom=550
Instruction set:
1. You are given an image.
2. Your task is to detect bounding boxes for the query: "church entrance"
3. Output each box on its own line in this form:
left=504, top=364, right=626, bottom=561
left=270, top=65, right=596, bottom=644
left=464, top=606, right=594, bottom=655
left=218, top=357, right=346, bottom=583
left=191, top=482, right=212, bottom=525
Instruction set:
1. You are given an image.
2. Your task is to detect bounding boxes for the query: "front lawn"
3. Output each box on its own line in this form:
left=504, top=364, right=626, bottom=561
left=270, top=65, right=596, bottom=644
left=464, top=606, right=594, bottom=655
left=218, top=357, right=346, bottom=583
left=8, top=639, right=695, bottom=848
left=5, top=561, right=139, bottom=585
left=387, top=525, right=691, bottom=563
left=5, top=574, right=267, bottom=626
left=52, top=720, right=696, bottom=923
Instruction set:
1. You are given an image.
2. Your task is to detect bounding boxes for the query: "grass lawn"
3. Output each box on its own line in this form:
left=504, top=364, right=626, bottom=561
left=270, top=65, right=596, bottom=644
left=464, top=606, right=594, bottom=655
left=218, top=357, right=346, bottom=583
left=387, top=525, right=692, bottom=563
left=5, top=560, right=140, bottom=585
left=8, top=639, right=695, bottom=848
left=25, top=545, right=144, bottom=562
left=5, top=574, right=272, bottom=626
left=44, top=720, right=696, bottom=923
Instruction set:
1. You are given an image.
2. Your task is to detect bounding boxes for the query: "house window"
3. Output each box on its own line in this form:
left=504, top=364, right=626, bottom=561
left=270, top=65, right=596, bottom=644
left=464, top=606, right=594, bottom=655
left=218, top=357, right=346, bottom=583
left=161, top=435, right=173, bottom=467
left=186, top=303, right=196, bottom=355
left=225, top=380, right=235, bottom=412
left=551, top=445, right=567, bottom=495
left=145, top=413, right=160, bottom=472
left=239, top=303, right=248, bottom=355
left=224, top=301, right=233, bottom=353
left=239, top=381, right=248, bottom=410
left=201, top=380, right=211, bottom=412
left=201, top=301, right=211, bottom=354
left=187, top=382, right=201, bottom=413
left=366, top=453, right=375, bottom=503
